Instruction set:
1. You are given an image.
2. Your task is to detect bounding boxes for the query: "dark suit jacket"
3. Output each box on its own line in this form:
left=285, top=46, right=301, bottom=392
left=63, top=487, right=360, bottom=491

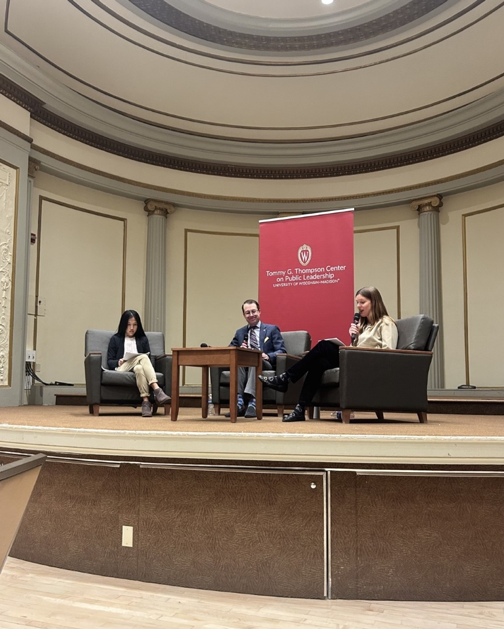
left=107, top=334, right=151, bottom=370
left=229, top=323, right=286, bottom=367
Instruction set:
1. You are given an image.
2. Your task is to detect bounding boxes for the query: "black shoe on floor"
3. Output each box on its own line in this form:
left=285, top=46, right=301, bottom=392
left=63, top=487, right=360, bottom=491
left=244, top=403, right=256, bottom=418
left=224, top=405, right=246, bottom=418
left=282, top=405, right=306, bottom=422
left=259, top=373, right=289, bottom=392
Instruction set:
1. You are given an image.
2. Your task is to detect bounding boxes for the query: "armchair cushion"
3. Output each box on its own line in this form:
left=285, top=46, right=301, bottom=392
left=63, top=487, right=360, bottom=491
left=396, top=315, right=434, bottom=350
left=101, top=370, right=165, bottom=387
left=320, top=367, right=340, bottom=387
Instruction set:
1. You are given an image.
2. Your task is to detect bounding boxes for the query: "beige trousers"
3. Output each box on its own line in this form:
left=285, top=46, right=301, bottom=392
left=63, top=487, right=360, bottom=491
left=117, top=354, right=157, bottom=398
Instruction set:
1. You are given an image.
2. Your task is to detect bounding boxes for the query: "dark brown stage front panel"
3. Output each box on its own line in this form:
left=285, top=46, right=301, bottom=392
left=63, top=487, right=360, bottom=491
left=7, top=456, right=325, bottom=599
left=137, top=467, right=326, bottom=598
left=10, top=459, right=124, bottom=577
left=331, top=472, right=504, bottom=601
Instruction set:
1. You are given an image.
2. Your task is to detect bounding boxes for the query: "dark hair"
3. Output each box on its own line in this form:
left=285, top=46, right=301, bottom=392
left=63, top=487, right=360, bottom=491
left=242, top=300, right=260, bottom=313
left=117, top=310, right=146, bottom=338
left=355, top=287, right=390, bottom=327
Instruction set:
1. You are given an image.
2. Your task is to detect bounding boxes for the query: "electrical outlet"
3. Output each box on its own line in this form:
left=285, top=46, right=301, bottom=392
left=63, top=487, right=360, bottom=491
left=26, top=350, right=36, bottom=362
left=122, top=525, right=133, bottom=547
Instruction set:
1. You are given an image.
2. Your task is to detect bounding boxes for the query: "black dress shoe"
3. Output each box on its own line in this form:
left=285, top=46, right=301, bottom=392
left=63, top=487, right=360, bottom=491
left=224, top=406, right=246, bottom=418
left=258, top=373, right=289, bottom=392
left=282, top=405, right=306, bottom=422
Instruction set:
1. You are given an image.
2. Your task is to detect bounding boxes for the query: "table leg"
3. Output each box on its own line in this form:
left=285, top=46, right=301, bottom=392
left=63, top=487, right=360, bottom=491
left=255, top=356, right=263, bottom=420
left=171, top=351, right=180, bottom=421
left=202, top=366, right=208, bottom=418
left=229, top=350, right=238, bottom=423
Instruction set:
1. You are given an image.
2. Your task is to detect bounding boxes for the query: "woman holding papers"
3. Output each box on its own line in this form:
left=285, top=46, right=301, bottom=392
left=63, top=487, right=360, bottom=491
left=259, top=287, right=398, bottom=422
left=107, top=309, right=170, bottom=417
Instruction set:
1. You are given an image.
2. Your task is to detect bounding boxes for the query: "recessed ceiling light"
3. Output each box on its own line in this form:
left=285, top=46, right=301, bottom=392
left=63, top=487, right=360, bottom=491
left=321, top=0, right=334, bottom=5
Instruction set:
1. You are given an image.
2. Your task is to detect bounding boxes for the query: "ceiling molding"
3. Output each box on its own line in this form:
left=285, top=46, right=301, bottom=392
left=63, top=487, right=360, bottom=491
left=124, top=0, right=451, bottom=52
left=29, top=101, right=504, bottom=179
left=2, top=72, right=503, bottom=180
left=31, top=144, right=504, bottom=213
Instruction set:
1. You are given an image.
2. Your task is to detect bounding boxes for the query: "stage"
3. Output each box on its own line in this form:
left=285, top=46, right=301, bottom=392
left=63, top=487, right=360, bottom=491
left=1, top=404, right=503, bottom=602
left=0, top=404, right=503, bottom=464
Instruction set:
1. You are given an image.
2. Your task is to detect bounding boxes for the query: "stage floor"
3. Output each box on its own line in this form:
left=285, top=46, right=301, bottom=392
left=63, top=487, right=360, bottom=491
left=0, top=405, right=503, bottom=465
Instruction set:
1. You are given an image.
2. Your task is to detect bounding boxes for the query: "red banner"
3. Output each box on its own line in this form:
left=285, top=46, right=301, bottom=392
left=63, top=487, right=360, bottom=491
left=259, top=210, right=354, bottom=345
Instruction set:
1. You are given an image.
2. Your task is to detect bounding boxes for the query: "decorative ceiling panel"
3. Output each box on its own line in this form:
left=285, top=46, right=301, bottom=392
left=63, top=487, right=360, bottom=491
left=125, top=0, right=452, bottom=51
left=0, top=0, right=502, bottom=187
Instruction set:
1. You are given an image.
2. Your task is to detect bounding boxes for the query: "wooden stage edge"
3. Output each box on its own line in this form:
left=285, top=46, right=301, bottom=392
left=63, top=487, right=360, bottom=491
left=0, top=405, right=503, bottom=466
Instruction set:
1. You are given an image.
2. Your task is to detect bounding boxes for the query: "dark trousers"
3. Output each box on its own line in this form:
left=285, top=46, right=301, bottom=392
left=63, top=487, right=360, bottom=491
left=286, top=340, right=340, bottom=406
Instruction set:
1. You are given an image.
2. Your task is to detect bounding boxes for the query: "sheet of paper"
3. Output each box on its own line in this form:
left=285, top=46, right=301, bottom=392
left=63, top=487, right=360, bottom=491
left=323, top=337, right=344, bottom=346
left=123, top=351, right=150, bottom=360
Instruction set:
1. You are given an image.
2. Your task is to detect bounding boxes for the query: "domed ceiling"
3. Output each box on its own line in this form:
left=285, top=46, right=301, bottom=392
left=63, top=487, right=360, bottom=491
left=0, top=0, right=503, bottom=187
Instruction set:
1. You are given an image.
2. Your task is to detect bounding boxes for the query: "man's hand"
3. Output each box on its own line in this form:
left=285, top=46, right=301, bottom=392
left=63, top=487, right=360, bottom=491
left=118, top=358, right=124, bottom=366
left=262, top=352, right=269, bottom=361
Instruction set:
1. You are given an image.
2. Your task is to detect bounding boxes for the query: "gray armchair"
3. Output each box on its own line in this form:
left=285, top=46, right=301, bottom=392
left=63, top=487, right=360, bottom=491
left=210, top=330, right=311, bottom=416
left=309, top=315, right=439, bottom=423
left=84, top=330, right=172, bottom=416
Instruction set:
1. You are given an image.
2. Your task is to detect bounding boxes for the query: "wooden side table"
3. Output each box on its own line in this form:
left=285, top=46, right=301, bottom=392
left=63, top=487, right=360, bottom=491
left=171, top=347, right=263, bottom=422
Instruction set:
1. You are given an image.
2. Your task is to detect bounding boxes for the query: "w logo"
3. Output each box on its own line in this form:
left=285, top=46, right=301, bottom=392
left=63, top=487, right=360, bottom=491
left=298, top=244, right=312, bottom=266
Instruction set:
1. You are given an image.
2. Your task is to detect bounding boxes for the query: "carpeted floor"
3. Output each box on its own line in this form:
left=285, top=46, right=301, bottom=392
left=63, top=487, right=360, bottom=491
left=0, top=405, right=503, bottom=437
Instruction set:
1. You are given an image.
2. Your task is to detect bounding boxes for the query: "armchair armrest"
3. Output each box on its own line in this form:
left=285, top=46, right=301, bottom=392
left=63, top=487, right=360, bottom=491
left=84, top=352, right=103, bottom=405
left=154, top=354, right=172, bottom=396
left=275, top=353, right=303, bottom=373
left=274, top=353, right=306, bottom=406
left=338, top=346, right=433, bottom=411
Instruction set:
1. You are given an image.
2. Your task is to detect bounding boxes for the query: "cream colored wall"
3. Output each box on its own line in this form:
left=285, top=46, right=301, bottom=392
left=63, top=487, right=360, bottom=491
left=440, top=182, right=504, bottom=388
left=27, top=171, right=504, bottom=390
left=0, top=94, right=31, bottom=136
left=354, top=182, right=504, bottom=389
left=354, top=204, right=419, bottom=320
left=29, top=174, right=267, bottom=386
left=30, top=173, right=147, bottom=384
left=166, top=208, right=264, bottom=386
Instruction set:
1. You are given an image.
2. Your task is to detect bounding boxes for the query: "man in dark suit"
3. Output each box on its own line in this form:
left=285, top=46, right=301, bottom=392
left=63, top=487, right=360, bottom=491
left=227, top=299, right=287, bottom=418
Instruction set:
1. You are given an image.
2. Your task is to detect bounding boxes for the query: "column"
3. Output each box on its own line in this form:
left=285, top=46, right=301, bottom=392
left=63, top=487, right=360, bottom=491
left=410, top=194, right=445, bottom=389
left=143, top=199, right=174, bottom=333
left=26, top=157, right=40, bottom=349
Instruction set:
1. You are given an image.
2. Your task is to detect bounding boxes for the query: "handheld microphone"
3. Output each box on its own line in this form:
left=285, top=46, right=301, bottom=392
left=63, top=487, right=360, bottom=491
left=351, top=312, right=360, bottom=343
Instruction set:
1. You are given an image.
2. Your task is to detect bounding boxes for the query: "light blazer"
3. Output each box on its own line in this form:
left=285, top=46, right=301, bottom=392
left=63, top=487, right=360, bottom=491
left=229, top=323, right=287, bottom=366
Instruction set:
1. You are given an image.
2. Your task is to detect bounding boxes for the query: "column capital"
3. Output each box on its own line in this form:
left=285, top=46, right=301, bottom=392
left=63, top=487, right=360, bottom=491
left=410, top=194, right=443, bottom=214
left=28, top=158, right=40, bottom=179
left=144, top=199, right=175, bottom=218
left=277, top=212, right=303, bottom=218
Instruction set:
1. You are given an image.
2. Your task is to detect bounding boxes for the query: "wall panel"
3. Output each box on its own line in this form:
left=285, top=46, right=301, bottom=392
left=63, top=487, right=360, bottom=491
left=35, top=198, right=125, bottom=384
left=354, top=227, right=400, bottom=318
left=330, top=471, right=504, bottom=601
left=442, top=184, right=504, bottom=388
left=464, top=206, right=504, bottom=386
left=184, top=229, right=259, bottom=385
left=138, top=467, right=326, bottom=598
